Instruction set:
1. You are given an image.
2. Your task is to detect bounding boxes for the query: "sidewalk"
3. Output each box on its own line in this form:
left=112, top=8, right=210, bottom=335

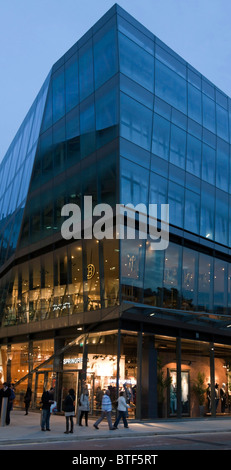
left=0, top=411, right=231, bottom=445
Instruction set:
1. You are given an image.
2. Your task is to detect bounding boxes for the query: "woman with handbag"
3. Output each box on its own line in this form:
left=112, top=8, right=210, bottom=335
left=79, top=388, right=90, bottom=426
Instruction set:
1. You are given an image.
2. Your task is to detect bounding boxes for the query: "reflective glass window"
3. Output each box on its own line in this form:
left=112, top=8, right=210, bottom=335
left=120, top=74, right=154, bottom=110
left=188, top=68, right=201, bottom=89
left=52, top=67, right=65, bottom=123
left=215, top=189, right=228, bottom=246
left=152, top=113, right=170, bottom=160
left=120, top=93, right=152, bottom=151
left=202, top=94, right=215, bottom=133
left=198, top=252, right=213, bottom=312
left=155, top=45, right=186, bottom=78
left=163, top=243, right=182, bottom=308
left=188, top=83, right=202, bottom=123
left=65, top=53, right=79, bottom=112
left=200, top=182, right=215, bottom=240
left=182, top=247, right=198, bottom=311
left=168, top=181, right=184, bottom=228
left=214, top=258, right=227, bottom=313
left=155, top=59, right=187, bottom=113
left=119, top=32, right=154, bottom=92
left=66, top=106, right=80, bottom=140
left=79, top=40, right=94, bottom=101
left=216, top=139, right=229, bottom=192
left=216, top=104, right=229, bottom=141
left=184, top=189, right=200, bottom=234
left=201, top=143, right=215, bottom=185
left=186, top=134, right=201, bottom=177
left=149, top=172, right=168, bottom=205
left=144, top=247, right=164, bottom=306
left=95, top=79, right=117, bottom=130
left=121, top=236, right=145, bottom=302
left=169, top=124, right=186, bottom=168
left=80, top=96, right=95, bottom=134
left=94, top=24, right=117, bottom=89
left=120, top=158, right=149, bottom=206
left=120, top=138, right=150, bottom=169
left=41, top=84, right=52, bottom=133
left=117, top=15, right=154, bottom=54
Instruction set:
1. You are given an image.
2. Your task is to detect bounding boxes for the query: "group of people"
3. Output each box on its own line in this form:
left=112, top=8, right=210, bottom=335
left=0, top=381, right=132, bottom=434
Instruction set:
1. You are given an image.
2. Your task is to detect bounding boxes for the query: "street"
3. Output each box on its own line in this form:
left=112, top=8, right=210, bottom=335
left=1, top=431, right=231, bottom=450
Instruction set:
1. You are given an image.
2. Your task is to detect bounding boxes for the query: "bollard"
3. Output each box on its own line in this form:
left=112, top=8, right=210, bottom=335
left=1, top=397, right=8, bottom=426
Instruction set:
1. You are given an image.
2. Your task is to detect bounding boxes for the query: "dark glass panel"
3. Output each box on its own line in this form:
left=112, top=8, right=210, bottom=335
left=188, top=83, right=202, bottom=123
left=121, top=235, right=145, bottom=303
left=143, top=246, right=164, bottom=306
left=214, top=258, right=227, bottom=313
left=198, top=252, right=213, bottom=312
left=202, top=94, right=215, bottom=133
left=201, top=143, right=215, bottom=185
left=200, top=182, right=215, bottom=240
left=163, top=243, right=182, bottom=309
left=65, top=53, right=79, bottom=112
left=93, top=22, right=117, bottom=89
left=184, top=189, right=200, bottom=234
left=52, top=67, right=65, bottom=123
left=79, top=40, right=94, bottom=101
left=216, top=104, right=229, bottom=141
left=216, top=138, right=229, bottom=192
left=182, top=247, right=198, bottom=311
left=120, top=158, right=149, bottom=206
left=215, top=189, right=228, bottom=246
left=168, top=181, right=184, bottom=228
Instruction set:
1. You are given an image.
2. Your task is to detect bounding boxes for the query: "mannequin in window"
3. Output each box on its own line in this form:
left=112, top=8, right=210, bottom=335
left=206, top=383, right=211, bottom=412
left=220, top=383, right=227, bottom=413
left=215, top=383, right=219, bottom=412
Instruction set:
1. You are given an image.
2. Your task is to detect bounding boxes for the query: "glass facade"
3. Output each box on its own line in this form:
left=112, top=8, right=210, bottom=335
left=1, top=4, right=231, bottom=420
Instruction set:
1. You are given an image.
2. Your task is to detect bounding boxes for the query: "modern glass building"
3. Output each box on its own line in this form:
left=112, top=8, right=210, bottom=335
left=1, top=4, right=231, bottom=419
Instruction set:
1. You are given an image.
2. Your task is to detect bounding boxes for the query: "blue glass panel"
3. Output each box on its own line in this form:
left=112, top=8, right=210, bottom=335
left=149, top=172, right=168, bottom=205
left=52, top=67, right=65, bottom=123
left=186, top=134, right=201, bottom=177
left=201, top=143, right=215, bottom=185
left=184, top=189, right=200, bottom=233
left=117, top=14, right=154, bottom=54
left=216, top=138, right=229, bottom=192
left=156, top=44, right=186, bottom=78
left=95, top=79, right=117, bottom=130
left=119, top=32, right=154, bottom=92
left=202, top=79, right=215, bottom=99
left=188, top=83, right=202, bottom=123
left=120, top=138, right=150, bottom=169
left=169, top=124, right=186, bottom=168
left=155, top=59, right=187, bottom=113
left=202, top=93, right=216, bottom=132
left=154, top=96, right=171, bottom=120
left=216, top=104, right=229, bottom=141
left=65, top=53, right=79, bottom=112
left=200, top=182, right=215, bottom=240
left=216, top=89, right=228, bottom=109
left=169, top=164, right=185, bottom=186
left=41, top=84, right=52, bottom=133
left=171, top=108, right=187, bottom=130
left=168, top=181, right=184, bottom=228
left=79, top=40, right=94, bottom=101
left=80, top=96, right=95, bottom=134
left=150, top=154, right=168, bottom=177
left=152, top=113, right=170, bottom=160
left=94, top=23, right=117, bottom=89
left=66, top=106, right=80, bottom=140
left=120, top=74, right=154, bottom=110
left=120, top=93, right=152, bottom=151
left=214, top=258, right=227, bottom=313
left=120, top=158, right=149, bottom=206
left=198, top=252, right=213, bottom=312
left=188, top=68, right=201, bottom=89
left=215, top=189, right=228, bottom=246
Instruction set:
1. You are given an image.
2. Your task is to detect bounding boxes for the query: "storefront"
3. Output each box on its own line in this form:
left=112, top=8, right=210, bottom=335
left=1, top=323, right=231, bottom=420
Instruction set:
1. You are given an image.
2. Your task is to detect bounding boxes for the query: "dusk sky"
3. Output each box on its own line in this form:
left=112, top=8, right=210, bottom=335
left=1, top=0, right=231, bottom=163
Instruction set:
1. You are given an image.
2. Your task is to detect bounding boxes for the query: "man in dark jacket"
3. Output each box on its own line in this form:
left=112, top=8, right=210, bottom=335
left=41, top=387, right=54, bottom=431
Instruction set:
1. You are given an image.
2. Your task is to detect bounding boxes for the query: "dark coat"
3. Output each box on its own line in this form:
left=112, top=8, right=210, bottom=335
left=64, top=394, right=75, bottom=413
left=41, top=391, right=54, bottom=410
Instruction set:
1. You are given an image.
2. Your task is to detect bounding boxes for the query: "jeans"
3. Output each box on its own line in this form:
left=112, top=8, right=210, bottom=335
left=41, top=409, right=51, bottom=430
left=65, top=416, right=74, bottom=432
left=114, top=410, right=128, bottom=428
left=79, top=410, right=89, bottom=426
left=94, top=411, right=113, bottom=429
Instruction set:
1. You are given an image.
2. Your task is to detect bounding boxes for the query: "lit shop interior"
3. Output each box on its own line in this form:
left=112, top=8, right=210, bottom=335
left=1, top=331, right=231, bottom=419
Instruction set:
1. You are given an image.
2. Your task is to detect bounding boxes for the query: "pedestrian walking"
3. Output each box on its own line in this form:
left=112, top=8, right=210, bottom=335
left=41, top=387, right=54, bottom=431
left=79, top=388, right=90, bottom=426
left=113, top=391, right=129, bottom=429
left=24, top=386, right=32, bottom=415
left=93, top=389, right=116, bottom=431
left=64, top=388, right=75, bottom=434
